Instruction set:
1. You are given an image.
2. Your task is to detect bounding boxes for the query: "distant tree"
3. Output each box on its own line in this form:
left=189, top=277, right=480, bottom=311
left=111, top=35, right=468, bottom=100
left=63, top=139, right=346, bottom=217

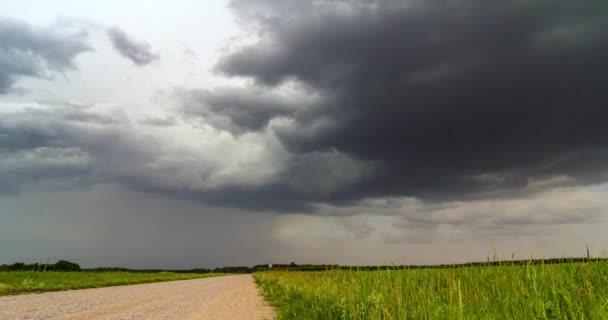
left=53, top=260, right=81, bottom=271
left=9, top=262, right=25, bottom=271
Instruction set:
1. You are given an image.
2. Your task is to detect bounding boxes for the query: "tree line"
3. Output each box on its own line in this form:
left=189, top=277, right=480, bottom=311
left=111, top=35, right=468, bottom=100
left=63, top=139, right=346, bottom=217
left=0, top=260, right=81, bottom=272
left=2, top=257, right=606, bottom=273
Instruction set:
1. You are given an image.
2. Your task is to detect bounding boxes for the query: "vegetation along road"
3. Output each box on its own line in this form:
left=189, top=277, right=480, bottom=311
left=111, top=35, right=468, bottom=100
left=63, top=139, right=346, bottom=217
left=0, top=274, right=274, bottom=320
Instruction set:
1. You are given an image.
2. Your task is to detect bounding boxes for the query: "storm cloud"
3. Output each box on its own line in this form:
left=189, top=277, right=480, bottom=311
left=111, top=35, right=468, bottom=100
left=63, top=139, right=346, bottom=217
left=198, top=0, right=608, bottom=204
left=0, top=100, right=374, bottom=212
left=3, top=1, right=608, bottom=268
left=179, top=85, right=319, bottom=133
left=0, top=18, right=91, bottom=93
left=4, top=0, right=608, bottom=215
left=107, top=26, right=159, bottom=66
left=0, top=101, right=292, bottom=208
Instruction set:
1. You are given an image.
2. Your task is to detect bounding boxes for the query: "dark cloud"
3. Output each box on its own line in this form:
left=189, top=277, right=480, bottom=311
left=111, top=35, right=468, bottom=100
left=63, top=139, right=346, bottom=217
left=114, top=149, right=375, bottom=213
left=211, top=0, right=608, bottom=203
left=107, top=26, right=159, bottom=66
left=3, top=1, right=608, bottom=217
left=4, top=2, right=608, bottom=269
left=0, top=100, right=375, bottom=212
left=0, top=18, right=91, bottom=93
left=0, top=102, right=150, bottom=195
left=179, top=86, right=317, bottom=133
left=0, top=102, right=290, bottom=210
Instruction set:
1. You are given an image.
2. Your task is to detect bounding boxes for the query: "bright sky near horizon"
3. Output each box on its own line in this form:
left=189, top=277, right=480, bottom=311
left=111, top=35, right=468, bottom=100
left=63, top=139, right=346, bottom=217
left=1, top=0, right=608, bottom=269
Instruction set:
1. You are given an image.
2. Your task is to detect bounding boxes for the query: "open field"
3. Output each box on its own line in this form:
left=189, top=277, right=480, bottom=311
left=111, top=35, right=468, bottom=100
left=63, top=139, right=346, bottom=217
left=0, top=271, right=224, bottom=295
left=254, top=260, right=608, bottom=319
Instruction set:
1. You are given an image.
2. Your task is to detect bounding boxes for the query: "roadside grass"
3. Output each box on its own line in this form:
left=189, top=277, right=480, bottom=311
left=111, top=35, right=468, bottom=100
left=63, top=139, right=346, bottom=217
left=0, top=271, right=224, bottom=295
left=254, top=260, right=608, bottom=319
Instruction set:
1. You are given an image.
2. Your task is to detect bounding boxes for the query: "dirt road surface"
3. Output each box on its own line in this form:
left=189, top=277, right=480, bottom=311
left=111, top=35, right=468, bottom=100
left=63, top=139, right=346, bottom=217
left=0, top=274, right=274, bottom=320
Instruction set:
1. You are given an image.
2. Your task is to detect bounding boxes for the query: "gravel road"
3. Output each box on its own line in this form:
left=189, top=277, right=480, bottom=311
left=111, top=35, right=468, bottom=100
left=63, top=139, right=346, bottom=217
left=0, top=274, right=274, bottom=320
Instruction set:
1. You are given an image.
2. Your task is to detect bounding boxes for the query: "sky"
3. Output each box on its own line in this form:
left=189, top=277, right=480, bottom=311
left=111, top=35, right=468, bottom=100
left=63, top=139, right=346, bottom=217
left=1, top=0, right=608, bottom=269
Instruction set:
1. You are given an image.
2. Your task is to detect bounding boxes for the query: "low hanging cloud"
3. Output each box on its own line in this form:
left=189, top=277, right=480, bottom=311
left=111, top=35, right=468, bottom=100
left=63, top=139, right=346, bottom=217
left=107, top=26, right=159, bottom=66
left=383, top=186, right=608, bottom=244
left=179, top=85, right=320, bottom=134
left=203, top=0, right=608, bottom=204
left=0, top=100, right=376, bottom=212
left=0, top=18, right=91, bottom=94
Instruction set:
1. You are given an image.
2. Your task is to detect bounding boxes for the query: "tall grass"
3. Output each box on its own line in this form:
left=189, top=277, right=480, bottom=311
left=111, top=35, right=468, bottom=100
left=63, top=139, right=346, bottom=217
left=0, top=271, right=224, bottom=295
left=255, top=261, right=608, bottom=319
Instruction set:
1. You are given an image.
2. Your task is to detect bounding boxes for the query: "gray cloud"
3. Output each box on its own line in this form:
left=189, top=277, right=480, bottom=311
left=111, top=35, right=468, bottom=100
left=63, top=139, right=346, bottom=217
left=107, top=26, right=159, bottom=66
left=138, top=116, right=177, bottom=127
left=0, top=74, right=12, bottom=94
left=179, top=86, right=317, bottom=133
left=210, top=0, right=608, bottom=204
left=0, top=102, right=128, bottom=194
left=384, top=187, right=607, bottom=244
left=1, top=103, right=606, bottom=267
left=0, top=18, right=91, bottom=93
left=0, top=99, right=381, bottom=213
left=121, top=148, right=376, bottom=212
left=3, top=0, right=608, bottom=221
left=0, top=107, right=119, bottom=191
left=0, top=101, right=290, bottom=208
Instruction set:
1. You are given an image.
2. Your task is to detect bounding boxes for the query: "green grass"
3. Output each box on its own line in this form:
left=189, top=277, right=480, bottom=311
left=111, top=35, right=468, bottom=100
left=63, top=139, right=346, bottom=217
left=254, top=261, right=608, bottom=319
left=0, top=271, right=224, bottom=295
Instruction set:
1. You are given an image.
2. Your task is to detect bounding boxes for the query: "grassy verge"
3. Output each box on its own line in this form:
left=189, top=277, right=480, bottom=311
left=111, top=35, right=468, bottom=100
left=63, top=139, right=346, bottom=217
left=254, top=261, right=608, bottom=319
left=0, top=271, right=224, bottom=295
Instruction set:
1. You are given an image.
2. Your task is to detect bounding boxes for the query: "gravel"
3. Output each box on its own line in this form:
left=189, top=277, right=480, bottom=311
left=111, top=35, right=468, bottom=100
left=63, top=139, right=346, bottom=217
left=0, top=274, right=274, bottom=320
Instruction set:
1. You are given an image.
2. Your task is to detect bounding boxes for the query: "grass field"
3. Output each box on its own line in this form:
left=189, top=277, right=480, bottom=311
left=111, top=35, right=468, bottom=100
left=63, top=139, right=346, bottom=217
left=0, top=271, right=224, bottom=295
left=254, top=261, right=608, bottom=319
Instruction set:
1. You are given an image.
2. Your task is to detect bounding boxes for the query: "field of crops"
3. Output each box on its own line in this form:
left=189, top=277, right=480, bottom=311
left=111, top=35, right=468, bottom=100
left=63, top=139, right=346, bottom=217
left=254, top=261, right=608, bottom=319
left=0, top=271, right=224, bottom=295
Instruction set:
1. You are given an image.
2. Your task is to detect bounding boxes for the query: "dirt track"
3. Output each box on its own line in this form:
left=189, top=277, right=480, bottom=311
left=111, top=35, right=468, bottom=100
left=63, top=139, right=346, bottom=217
left=0, top=274, right=274, bottom=320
